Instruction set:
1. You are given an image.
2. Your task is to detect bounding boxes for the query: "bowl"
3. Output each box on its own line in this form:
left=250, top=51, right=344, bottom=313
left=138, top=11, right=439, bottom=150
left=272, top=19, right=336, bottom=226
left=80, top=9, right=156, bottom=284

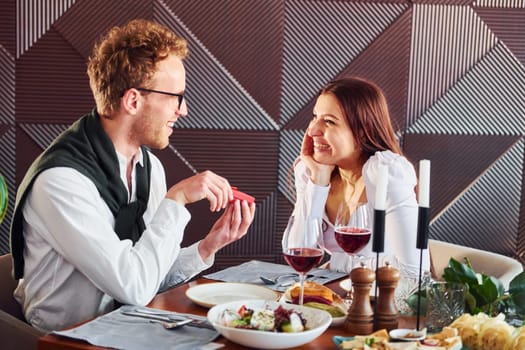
left=389, top=328, right=427, bottom=341
left=207, top=299, right=332, bottom=349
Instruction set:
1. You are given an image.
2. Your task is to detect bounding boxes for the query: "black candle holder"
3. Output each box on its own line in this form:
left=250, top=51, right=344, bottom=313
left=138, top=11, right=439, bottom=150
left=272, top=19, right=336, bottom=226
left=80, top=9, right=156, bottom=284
left=372, top=208, right=385, bottom=330
left=416, top=206, right=430, bottom=330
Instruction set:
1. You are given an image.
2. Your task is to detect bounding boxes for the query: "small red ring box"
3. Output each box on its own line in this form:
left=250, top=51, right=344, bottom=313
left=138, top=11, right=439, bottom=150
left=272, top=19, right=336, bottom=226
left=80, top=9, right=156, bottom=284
left=231, top=186, right=255, bottom=204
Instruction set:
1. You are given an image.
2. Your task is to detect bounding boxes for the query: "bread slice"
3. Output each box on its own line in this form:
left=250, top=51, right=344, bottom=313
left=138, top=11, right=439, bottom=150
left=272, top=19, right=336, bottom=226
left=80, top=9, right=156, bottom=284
left=289, top=280, right=335, bottom=303
left=285, top=280, right=347, bottom=316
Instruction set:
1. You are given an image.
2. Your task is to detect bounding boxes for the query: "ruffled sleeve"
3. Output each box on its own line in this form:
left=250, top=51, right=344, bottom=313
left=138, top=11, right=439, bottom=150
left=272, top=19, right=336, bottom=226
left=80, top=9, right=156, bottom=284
left=363, top=150, right=417, bottom=210
left=363, top=151, right=430, bottom=276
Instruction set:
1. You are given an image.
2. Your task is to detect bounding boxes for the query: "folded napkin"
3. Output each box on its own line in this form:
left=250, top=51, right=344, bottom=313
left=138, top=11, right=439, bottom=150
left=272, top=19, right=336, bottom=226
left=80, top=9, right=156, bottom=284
left=204, top=260, right=346, bottom=292
left=53, top=305, right=220, bottom=350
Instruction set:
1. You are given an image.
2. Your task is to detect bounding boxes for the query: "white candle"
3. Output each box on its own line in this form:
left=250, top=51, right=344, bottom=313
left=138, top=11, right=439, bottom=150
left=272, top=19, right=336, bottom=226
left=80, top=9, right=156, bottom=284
left=419, top=160, right=431, bottom=208
left=375, top=164, right=388, bottom=210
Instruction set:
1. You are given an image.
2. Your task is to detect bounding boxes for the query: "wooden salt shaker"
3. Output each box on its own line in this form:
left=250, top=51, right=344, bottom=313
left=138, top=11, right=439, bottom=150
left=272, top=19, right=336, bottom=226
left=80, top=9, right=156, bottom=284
left=375, top=261, right=400, bottom=331
left=345, top=263, right=375, bottom=335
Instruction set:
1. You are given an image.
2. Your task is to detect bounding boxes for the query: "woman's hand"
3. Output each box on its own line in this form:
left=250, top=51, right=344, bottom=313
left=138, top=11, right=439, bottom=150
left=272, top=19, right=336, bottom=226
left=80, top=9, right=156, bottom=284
left=300, top=132, right=334, bottom=186
left=198, top=200, right=256, bottom=260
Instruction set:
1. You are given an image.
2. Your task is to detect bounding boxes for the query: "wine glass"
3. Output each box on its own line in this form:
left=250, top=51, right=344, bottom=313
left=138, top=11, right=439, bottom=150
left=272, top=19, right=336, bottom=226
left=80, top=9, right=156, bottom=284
left=282, top=215, right=325, bottom=305
left=334, top=202, right=372, bottom=305
left=334, top=202, right=371, bottom=254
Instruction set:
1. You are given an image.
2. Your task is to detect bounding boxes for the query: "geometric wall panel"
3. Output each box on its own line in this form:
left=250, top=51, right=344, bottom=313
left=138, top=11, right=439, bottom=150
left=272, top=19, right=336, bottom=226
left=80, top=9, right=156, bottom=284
left=407, top=4, right=497, bottom=124
left=18, top=123, right=67, bottom=150
left=0, top=127, right=16, bottom=254
left=403, top=133, right=520, bottom=219
left=16, top=28, right=94, bottom=123
left=337, top=8, right=413, bottom=134
left=406, top=43, right=525, bottom=135
left=54, top=0, right=155, bottom=59
left=281, top=0, right=409, bottom=125
left=475, top=7, right=525, bottom=65
left=285, top=7, right=413, bottom=134
left=0, top=0, right=16, bottom=57
left=170, top=129, right=280, bottom=195
left=474, top=0, right=525, bottom=6
left=16, top=0, right=76, bottom=58
left=278, top=129, right=302, bottom=203
left=430, top=138, right=524, bottom=259
left=162, top=0, right=285, bottom=123
left=0, top=45, right=15, bottom=124
left=155, top=4, right=278, bottom=131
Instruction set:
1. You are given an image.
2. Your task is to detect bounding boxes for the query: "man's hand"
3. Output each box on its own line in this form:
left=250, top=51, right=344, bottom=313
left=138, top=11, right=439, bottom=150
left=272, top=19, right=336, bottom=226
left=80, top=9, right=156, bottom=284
left=165, top=170, right=232, bottom=212
left=198, top=200, right=256, bottom=260
left=300, top=132, right=334, bottom=186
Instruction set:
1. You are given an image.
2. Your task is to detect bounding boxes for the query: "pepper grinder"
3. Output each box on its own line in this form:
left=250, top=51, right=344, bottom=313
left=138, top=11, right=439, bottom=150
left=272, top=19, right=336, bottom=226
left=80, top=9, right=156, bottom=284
left=345, top=263, right=375, bottom=335
left=375, top=261, right=400, bottom=331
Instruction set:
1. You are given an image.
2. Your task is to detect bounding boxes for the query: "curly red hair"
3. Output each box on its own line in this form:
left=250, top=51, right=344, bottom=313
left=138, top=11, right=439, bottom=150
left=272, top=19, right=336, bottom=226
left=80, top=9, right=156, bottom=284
left=87, top=19, right=188, bottom=117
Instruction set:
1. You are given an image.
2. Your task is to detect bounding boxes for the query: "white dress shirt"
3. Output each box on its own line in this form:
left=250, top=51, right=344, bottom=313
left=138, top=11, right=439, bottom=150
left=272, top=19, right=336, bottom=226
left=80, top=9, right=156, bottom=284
left=287, top=151, right=430, bottom=277
left=14, top=149, right=212, bottom=332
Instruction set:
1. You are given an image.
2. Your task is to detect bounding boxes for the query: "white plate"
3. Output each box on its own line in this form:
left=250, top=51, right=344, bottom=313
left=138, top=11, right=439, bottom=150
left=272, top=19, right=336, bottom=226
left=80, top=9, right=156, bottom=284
left=208, top=299, right=331, bottom=349
left=389, top=328, right=427, bottom=341
left=278, top=294, right=347, bottom=327
left=186, top=282, right=280, bottom=308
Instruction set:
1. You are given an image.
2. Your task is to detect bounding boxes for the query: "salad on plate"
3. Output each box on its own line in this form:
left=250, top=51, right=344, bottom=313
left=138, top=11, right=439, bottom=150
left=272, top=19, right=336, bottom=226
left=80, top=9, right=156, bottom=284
left=218, top=303, right=307, bottom=333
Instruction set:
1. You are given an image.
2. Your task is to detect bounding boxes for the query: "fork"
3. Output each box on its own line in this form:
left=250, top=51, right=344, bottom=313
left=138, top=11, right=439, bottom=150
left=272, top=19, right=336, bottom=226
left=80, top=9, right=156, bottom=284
left=259, top=273, right=315, bottom=285
left=150, top=318, right=192, bottom=329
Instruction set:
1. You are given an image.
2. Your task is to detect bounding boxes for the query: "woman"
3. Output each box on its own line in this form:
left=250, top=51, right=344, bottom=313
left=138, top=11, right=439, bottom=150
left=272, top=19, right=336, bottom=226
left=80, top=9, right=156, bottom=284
left=287, top=77, right=429, bottom=277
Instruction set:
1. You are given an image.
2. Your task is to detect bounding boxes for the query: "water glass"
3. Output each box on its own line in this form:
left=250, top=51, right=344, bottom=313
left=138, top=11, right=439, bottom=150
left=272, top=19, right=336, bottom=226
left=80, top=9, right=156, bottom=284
left=425, top=281, right=466, bottom=332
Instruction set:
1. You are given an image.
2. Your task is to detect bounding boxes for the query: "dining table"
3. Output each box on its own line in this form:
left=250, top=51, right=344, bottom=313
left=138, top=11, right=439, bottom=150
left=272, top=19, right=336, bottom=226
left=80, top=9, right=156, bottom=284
left=38, top=276, right=417, bottom=350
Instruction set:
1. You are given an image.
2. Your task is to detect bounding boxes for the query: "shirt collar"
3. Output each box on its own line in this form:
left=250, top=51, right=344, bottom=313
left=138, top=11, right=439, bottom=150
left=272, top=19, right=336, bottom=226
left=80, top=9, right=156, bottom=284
left=116, top=147, right=144, bottom=168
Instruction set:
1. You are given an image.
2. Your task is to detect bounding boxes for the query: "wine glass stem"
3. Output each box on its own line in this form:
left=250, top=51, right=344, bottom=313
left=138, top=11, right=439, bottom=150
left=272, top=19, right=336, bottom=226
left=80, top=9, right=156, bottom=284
left=299, top=273, right=306, bottom=306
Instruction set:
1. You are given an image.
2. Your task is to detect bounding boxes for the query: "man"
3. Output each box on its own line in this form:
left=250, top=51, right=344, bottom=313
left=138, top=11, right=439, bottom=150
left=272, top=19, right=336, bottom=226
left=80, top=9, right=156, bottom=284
left=9, top=19, right=256, bottom=332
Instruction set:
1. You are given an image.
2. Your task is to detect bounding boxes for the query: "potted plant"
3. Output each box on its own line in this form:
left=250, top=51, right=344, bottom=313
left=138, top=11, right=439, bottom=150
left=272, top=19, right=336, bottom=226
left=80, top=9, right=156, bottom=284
left=407, top=257, right=525, bottom=325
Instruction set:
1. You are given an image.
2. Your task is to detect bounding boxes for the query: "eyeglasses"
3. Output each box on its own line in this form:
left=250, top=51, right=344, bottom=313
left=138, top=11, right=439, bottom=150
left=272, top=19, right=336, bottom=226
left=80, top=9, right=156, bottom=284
left=136, top=87, right=184, bottom=110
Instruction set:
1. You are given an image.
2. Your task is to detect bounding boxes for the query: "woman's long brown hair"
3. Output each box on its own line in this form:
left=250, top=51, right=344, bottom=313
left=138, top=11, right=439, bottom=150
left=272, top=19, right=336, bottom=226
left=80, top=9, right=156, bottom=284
left=319, top=77, right=402, bottom=158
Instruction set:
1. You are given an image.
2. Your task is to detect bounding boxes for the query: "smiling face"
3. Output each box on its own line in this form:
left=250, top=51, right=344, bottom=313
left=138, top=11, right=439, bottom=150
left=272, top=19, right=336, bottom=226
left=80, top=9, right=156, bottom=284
left=131, top=54, right=187, bottom=150
left=308, top=92, right=363, bottom=169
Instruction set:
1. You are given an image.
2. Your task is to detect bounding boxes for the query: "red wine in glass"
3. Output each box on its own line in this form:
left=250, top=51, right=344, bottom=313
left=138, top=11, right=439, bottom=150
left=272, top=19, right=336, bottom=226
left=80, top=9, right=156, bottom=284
left=334, top=203, right=371, bottom=305
left=283, top=248, right=324, bottom=273
left=334, top=227, right=371, bottom=254
left=282, top=216, right=324, bottom=305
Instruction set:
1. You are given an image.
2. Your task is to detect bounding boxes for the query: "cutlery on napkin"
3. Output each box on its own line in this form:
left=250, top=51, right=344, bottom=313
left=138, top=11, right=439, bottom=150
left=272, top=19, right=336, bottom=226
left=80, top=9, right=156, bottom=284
left=122, top=309, right=215, bottom=330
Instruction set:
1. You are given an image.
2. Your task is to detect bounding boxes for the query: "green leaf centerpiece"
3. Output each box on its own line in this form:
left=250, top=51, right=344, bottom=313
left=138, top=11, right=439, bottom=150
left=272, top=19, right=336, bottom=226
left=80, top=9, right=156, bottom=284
left=406, top=257, right=525, bottom=322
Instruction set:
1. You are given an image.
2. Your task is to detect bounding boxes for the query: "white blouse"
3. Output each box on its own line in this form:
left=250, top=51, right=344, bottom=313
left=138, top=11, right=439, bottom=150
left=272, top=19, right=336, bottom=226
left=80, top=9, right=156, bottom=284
left=287, top=150, right=430, bottom=277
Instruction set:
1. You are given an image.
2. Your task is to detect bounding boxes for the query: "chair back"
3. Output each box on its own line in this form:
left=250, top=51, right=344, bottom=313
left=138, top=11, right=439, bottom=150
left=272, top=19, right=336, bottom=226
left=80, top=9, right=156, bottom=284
left=0, top=254, right=25, bottom=320
left=0, top=253, right=44, bottom=349
left=429, top=239, right=524, bottom=290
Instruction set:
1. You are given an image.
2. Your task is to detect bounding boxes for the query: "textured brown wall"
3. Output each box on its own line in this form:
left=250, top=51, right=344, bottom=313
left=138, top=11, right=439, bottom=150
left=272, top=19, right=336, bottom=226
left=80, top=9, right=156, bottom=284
left=0, top=0, right=524, bottom=272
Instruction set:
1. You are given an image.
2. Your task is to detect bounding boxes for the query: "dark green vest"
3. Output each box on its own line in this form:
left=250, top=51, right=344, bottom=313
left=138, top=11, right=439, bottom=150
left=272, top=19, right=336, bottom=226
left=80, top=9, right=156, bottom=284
left=10, top=109, right=151, bottom=279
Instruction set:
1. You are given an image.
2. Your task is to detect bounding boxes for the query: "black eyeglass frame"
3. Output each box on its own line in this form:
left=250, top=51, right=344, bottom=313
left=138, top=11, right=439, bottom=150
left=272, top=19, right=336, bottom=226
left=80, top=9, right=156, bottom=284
left=135, top=87, right=184, bottom=110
